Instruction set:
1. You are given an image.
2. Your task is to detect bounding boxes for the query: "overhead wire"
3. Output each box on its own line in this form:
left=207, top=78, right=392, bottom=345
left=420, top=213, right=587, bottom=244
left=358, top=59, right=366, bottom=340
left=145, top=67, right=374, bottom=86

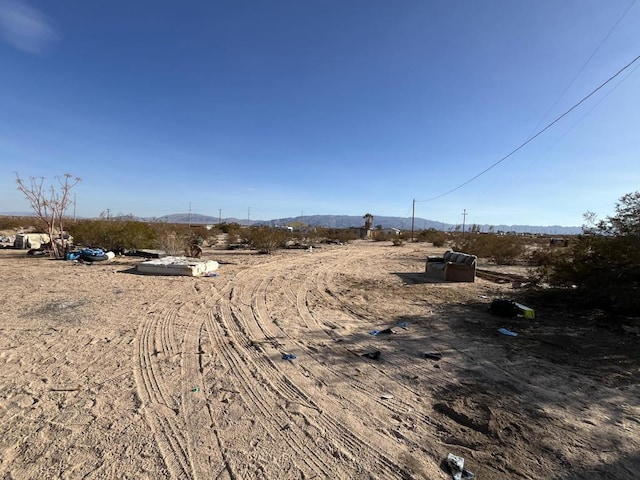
left=415, top=53, right=640, bottom=204
left=528, top=0, right=637, bottom=136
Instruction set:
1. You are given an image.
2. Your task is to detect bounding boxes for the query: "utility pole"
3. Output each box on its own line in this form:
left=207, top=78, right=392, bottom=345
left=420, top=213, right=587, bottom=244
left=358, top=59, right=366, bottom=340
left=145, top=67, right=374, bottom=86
left=188, top=202, right=192, bottom=228
left=462, top=209, right=468, bottom=235
left=248, top=207, right=251, bottom=225
left=410, top=199, right=415, bottom=243
left=218, top=209, right=222, bottom=224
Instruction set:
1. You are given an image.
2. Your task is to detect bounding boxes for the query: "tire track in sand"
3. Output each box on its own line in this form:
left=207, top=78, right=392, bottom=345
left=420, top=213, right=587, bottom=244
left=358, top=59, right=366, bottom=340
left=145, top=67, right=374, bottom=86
left=217, top=249, right=406, bottom=478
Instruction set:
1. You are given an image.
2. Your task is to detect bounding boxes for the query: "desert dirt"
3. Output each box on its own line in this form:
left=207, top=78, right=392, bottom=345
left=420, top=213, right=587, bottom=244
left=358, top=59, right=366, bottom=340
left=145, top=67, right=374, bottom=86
left=1, top=240, right=639, bottom=479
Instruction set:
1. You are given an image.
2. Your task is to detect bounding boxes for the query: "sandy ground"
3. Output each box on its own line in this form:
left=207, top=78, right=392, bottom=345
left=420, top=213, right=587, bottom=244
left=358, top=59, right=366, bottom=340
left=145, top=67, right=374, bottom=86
left=1, top=240, right=639, bottom=479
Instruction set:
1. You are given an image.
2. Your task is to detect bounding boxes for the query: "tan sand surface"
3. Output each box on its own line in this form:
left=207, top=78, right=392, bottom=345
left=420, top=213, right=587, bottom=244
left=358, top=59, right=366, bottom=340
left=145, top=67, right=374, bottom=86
left=1, top=241, right=638, bottom=479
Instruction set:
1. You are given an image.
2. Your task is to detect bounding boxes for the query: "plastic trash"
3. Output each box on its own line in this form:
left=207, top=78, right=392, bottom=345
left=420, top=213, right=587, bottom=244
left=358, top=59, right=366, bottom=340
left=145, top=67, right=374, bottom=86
left=191, top=387, right=200, bottom=393
left=396, top=321, right=409, bottom=330
left=370, top=328, right=396, bottom=336
left=498, top=327, right=518, bottom=337
left=281, top=353, right=297, bottom=360
left=446, top=453, right=475, bottom=480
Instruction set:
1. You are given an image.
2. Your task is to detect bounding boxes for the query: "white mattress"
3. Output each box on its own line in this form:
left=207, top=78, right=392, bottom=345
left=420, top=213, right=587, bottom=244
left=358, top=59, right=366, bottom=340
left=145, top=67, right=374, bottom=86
left=136, top=256, right=219, bottom=276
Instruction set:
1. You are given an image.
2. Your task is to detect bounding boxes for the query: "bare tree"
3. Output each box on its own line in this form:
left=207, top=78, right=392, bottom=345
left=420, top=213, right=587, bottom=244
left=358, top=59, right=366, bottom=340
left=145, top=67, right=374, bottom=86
left=15, top=173, right=81, bottom=258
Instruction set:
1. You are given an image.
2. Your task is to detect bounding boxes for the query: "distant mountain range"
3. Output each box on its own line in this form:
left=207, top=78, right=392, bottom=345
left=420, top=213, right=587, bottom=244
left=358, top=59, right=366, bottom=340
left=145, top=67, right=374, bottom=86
left=154, top=213, right=583, bottom=235
left=0, top=211, right=582, bottom=234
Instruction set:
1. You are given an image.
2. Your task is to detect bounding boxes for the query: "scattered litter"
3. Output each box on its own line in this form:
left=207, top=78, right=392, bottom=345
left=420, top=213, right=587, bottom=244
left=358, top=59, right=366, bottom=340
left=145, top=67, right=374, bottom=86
left=488, top=299, right=521, bottom=317
left=204, top=272, right=219, bottom=277
left=423, top=352, right=442, bottom=361
left=282, top=353, right=297, bottom=361
left=498, top=327, right=518, bottom=337
left=370, top=328, right=396, bottom=336
left=446, top=453, right=475, bottom=480
left=362, top=351, right=381, bottom=360
left=478, top=295, right=488, bottom=299
left=489, top=298, right=535, bottom=319
left=381, top=394, right=394, bottom=400
left=396, top=321, right=409, bottom=330
left=513, top=301, right=535, bottom=319
left=191, top=387, right=200, bottom=393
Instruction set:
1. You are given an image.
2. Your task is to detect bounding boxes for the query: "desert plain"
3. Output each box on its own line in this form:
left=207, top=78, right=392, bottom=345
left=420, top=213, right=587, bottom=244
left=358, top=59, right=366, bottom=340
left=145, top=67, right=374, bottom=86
left=0, top=240, right=639, bottom=479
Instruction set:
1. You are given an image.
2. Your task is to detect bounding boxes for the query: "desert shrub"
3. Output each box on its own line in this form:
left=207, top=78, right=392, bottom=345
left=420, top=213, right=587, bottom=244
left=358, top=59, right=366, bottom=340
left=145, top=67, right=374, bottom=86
left=217, top=222, right=242, bottom=234
left=527, top=245, right=563, bottom=266
left=417, top=228, right=448, bottom=247
left=69, top=220, right=157, bottom=251
left=245, top=227, right=289, bottom=253
left=321, top=228, right=360, bottom=244
left=225, top=230, right=245, bottom=248
left=451, top=233, right=526, bottom=265
left=538, top=235, right=640, bottom=314
left=156, top=231, right=190, bottom=255
left=536, top=191, right=640, bottom=315
left=0, top=216, right=39, bottom=231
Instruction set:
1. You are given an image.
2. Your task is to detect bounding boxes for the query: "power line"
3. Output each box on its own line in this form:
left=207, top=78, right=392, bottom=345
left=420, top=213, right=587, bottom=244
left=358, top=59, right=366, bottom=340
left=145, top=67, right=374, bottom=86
left=529, top=0, right=637, bottom=135
left=416, top=53, right=640, bottom=203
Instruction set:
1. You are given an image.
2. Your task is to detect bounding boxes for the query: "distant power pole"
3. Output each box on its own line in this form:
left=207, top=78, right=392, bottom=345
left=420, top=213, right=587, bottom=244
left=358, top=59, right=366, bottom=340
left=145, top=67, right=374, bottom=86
left=462, top=209, right=468, bottom=235
left=411, top=199, right=415, bottom=242
left=188, top=202, right=192, bottom=228
left=219, top=209, right=222, bottom=224
left=248, top=207, right=251, bottom=225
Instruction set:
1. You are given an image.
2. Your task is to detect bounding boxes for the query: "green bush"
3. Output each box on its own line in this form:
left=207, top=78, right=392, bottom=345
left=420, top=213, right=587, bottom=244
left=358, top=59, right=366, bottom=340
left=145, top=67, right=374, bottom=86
left=68, top=220, right=158, bottom=251
left=0, top=216, right=40, bottom=232
left=536, top=191, right=640, bottom=315
left=417, top=228, right=448, bottom=247
left=538, top=235, right=640, bottom=314
left=317, top=228, right=359, bottom=244
left=245, top=227, right=290, bottom=253
left=451, top=233, right=526, bottom=265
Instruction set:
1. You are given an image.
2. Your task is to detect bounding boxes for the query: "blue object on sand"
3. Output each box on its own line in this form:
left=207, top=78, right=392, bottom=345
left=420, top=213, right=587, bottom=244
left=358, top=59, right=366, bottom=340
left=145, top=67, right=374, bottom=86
left=282, top=353, right=297, bottom=360
left=498, top=327, right=518, bottom=337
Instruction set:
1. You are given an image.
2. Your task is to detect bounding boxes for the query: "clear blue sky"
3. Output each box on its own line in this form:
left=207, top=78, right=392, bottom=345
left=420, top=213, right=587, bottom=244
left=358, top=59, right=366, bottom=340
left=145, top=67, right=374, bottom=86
left=1, top=0, right=639, bottom=227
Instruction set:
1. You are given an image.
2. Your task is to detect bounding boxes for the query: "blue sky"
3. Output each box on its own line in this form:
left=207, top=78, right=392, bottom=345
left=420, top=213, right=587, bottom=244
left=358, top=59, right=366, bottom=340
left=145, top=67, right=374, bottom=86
left=1, top=0, right=639, bottom=227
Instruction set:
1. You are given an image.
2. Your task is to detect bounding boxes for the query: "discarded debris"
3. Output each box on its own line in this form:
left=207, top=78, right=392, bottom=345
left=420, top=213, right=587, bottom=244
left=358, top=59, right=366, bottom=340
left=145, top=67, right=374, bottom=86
left=281, top=353, right=297, bottom=361
left=446, top=453, right=475, bottom=480
left=498, top=327, right=518, bottom=337
left=191, top=387, right=200, bottom=393
left=488, top=299, right=521, bottom=317
left=381, top=394, right=394, bottom=400
left=423, top=352, right=442, bottom=361
left=362, top=351, right=381, bottom=360
left=370, top=328, right=396, bottom=336
left=396, top=321, right=409, bottom=330
left=489, top=298, right=535, bottom=319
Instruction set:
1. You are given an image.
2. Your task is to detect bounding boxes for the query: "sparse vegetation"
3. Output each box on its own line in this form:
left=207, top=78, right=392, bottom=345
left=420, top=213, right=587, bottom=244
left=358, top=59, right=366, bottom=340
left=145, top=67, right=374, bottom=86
left=451, top=232, right=526, bottom=265
left=15, top=173, right=81, bottom=258
left=537, top=191, right=640, bottom=315
left=68, top=219, right=158, bottom=251
left=416, top=228, right=448, bottom=247
left=245, top=226, right=290, bottom=253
